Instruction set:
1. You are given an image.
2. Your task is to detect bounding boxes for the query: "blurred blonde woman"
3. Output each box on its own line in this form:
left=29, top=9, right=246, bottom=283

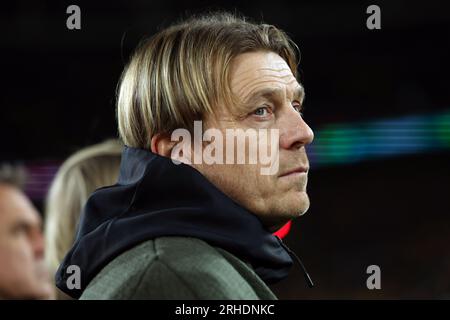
left=44, top=139, right=122, bottom=299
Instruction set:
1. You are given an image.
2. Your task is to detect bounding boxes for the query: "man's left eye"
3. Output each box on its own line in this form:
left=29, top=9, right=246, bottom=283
left=253, top=106, right=272, bottom=117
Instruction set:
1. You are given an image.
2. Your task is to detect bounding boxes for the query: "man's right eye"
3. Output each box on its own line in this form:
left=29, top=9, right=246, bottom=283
left=11, top=222, right=30, bottom=236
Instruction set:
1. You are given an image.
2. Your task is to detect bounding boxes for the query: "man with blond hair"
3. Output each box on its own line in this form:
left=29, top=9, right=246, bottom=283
left=57, top=12, right=314, bottom=299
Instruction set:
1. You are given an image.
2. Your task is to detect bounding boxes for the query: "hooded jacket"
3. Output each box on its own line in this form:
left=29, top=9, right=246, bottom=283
left=56, top=147, right=307, bottom=299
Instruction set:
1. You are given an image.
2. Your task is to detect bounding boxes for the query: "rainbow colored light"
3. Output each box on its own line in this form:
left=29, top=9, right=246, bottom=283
left=308, top=110, right=450, bottom=167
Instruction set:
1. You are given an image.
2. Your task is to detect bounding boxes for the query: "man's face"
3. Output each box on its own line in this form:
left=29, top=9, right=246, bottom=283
left=191, top=51, right=314, bottom=231
left=0, top=184, right=53, bottom=299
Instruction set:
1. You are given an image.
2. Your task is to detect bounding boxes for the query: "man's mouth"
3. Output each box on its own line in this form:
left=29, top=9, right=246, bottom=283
left=35, top=260, right=50, bottom=280
left=278, top=166, right=309, bottom=178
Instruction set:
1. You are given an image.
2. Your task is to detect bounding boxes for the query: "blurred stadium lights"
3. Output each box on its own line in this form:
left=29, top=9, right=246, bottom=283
left=309, top=109, right=450, bottom=167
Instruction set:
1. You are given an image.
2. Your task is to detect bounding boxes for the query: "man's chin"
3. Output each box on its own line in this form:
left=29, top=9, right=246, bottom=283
left=295, top=191, right=310, bottom=215
left=280, top=191, right=310, bottom=216
left=274, top=197, right=310, bottom=227
left=297, top=202, right=310, bottom=217
left=263, top=208, right=309, bottom=233
left=30, top=283, right=55, bottom=300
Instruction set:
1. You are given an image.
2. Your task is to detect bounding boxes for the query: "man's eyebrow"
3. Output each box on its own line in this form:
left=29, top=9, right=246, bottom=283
left=293, top=86, right=305, bottom=102
left=243, top=85, right=305, bottom=105
left=11, top=220, right=31, bottom=233
left=11, top=216, right=41, bottom=233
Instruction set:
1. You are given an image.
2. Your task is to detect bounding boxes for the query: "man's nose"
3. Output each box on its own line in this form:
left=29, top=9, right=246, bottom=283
left=279, top=107, right=314, bottom=150
left=32, top=229, right=45, bottom=259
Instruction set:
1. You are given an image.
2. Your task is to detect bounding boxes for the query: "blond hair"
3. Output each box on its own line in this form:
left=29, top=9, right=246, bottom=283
left=117, top=12, right=300, bottom=149
left=44, top=139, right=122, bottom=298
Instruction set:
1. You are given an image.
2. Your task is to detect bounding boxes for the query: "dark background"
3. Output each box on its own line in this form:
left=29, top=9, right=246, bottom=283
left=1, top=0, right=449, bottom=298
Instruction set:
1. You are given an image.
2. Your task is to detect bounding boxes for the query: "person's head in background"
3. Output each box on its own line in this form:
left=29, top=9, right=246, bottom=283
left=0, top=163, right=53, bottom=299
left=44, top=139, right=122, bottom=299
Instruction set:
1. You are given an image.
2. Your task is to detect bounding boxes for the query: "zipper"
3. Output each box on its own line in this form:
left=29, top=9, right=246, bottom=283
left=275, top=235, right=314, bottom=288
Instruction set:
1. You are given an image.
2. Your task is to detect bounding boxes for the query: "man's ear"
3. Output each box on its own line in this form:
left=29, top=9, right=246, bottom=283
left=150, top=133, right=177, bottom=157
